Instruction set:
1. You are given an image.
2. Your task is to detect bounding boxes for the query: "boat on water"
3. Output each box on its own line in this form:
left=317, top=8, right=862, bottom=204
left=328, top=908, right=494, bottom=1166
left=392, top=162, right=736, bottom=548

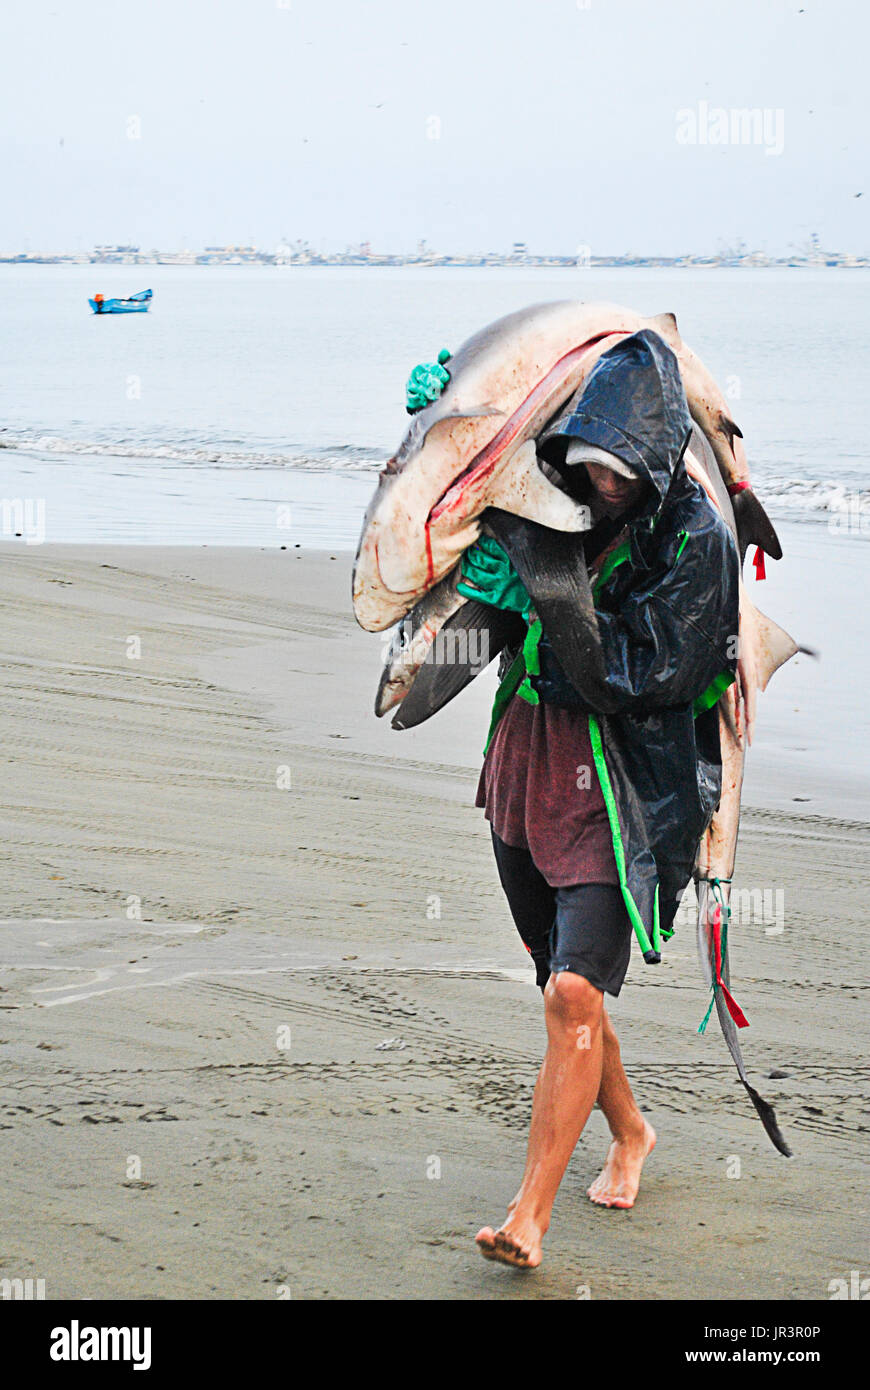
left=89, top=289, right=153, bottom=315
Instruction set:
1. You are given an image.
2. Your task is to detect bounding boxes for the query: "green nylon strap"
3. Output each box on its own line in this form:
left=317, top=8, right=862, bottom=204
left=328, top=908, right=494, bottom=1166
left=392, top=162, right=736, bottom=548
left=483, top=648, right=526, bottom=756
left=651, top=884, right=662, bottom=953
left=481, top=613, right=549, bottom=755
left=588, top=713, right=655, bottom=958
left=693, top=668, right=735, bottom=718
left=698, top=990, right=716, bottom=1034
left=591, top=539, right=631, bottom=598
left=514, top=616, right=544, bottom=705
left=522, top=616, right=543, bottom=674
left=675, top=529, right=689, bottom=562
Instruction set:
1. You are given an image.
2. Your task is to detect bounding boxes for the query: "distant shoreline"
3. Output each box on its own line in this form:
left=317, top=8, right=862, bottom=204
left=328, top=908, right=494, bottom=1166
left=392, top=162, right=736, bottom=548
left=2, top=256, right=868, bottom=270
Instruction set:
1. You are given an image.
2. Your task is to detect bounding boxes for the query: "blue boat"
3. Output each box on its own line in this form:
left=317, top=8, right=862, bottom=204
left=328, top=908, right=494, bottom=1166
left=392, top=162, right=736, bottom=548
left=89, top=288, right=153, bottom=314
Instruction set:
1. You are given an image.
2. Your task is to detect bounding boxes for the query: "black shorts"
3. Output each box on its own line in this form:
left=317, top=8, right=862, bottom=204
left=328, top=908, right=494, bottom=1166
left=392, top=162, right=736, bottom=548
left=490, top=829, right=633, bottom=996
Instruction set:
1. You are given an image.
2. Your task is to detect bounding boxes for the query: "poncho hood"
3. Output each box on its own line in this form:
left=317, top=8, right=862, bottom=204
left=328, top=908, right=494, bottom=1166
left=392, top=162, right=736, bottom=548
left=538, top=328, right=695, bottom=524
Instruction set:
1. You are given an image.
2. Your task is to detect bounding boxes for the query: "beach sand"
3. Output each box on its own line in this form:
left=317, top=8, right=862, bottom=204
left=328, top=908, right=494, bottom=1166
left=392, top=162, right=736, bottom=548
left=1, top=543, right=867, bottom=1300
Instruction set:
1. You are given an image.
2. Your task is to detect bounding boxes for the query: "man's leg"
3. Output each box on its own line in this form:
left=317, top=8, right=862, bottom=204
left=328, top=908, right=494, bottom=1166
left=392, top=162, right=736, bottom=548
left=587, top=1009, right=656, bottom=1209
left=489, top=830, right=554, bottom=989
left=476, top=970, right=604, bottom=1267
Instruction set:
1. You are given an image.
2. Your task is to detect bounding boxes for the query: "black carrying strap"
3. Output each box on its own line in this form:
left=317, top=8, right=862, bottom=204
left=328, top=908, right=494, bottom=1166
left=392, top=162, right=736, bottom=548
left=483, top=509, right=621, bottom=714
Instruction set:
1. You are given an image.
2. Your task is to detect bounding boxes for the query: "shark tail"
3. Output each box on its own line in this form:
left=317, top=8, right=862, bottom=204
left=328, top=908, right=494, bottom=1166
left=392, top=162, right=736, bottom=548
left=696, top=878, right=793, bottom=1158
left=736, top=1067, right=794, bottom=1159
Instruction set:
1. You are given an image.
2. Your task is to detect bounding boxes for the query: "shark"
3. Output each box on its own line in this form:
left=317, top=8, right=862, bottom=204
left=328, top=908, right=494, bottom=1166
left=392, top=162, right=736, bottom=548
left=352, top=301, right=781, bottom=635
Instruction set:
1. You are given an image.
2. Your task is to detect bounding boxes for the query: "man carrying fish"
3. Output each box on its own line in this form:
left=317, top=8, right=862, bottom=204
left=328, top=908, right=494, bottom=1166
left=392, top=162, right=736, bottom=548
left=355, top=302, right=796, bottom=1270
left=406, top=331, right=740, bottom=1269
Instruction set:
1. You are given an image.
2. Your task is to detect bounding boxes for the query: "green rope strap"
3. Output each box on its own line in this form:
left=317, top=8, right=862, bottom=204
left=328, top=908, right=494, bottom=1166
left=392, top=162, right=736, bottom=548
left=589, top=714, right=656, bottom=960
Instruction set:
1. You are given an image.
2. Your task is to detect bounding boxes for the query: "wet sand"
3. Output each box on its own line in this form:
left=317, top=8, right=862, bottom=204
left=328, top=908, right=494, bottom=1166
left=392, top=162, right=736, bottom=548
left=0, top=544, right=867, bottom=1300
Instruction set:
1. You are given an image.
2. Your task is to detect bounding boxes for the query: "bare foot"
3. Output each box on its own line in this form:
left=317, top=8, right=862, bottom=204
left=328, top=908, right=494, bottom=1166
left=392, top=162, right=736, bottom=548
left=475, top=1211, right=545, bottom=1268
left=587, top=1119, right=656, bottom=1210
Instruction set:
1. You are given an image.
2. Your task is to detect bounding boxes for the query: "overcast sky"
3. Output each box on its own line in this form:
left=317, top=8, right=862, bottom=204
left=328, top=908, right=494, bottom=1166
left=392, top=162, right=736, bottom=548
left=1, top=0, right=866, bottom=255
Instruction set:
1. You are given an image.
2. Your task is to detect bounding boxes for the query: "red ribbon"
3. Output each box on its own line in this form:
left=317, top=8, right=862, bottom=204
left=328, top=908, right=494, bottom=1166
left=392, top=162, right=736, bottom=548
left=752, top=546, right=766, bottom=580
left=712, top=904, right=749, bottom=1028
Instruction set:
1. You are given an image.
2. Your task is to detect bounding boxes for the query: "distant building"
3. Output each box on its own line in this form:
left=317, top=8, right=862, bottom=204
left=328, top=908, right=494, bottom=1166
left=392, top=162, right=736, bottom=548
left=90, top=244, right=142, bottom=263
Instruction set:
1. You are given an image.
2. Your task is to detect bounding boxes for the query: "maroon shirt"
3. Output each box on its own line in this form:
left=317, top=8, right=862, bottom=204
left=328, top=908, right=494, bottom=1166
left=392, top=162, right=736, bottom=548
left=476, top=694, right=619, bottom=888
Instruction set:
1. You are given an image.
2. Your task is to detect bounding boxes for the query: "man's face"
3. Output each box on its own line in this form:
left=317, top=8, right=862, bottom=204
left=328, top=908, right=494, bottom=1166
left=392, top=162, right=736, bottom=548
left=584, top=459, right=646, bottom=512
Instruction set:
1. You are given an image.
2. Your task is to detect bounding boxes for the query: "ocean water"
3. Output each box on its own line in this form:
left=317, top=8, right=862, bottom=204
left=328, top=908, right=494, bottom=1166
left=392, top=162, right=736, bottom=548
left=1, top=264, right=866, bottom=816
left=1, top=264, right=868, bottom=546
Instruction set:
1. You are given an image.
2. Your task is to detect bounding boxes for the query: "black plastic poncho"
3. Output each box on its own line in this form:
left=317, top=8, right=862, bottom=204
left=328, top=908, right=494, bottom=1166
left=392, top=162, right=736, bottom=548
left=487, top=330, right=740, bottom=959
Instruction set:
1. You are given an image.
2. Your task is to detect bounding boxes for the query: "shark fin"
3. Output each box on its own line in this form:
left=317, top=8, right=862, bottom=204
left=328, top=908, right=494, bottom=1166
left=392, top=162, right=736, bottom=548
left=731, top=487, right=783, bottom=562
left=649, top=311, right=680, bottom=344
left=720, top=413, right=744, bottom=445
left=390, top=602, right=518, bottom=729
left=744, top=600, right=801, bottom=691
left=483, top=440, right=592, bottom=533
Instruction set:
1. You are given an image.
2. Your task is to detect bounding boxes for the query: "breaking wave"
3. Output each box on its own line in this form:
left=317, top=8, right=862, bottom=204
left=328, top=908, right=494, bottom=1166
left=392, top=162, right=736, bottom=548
left=1, top=430, right=867, bottom=524
left=0, top=430, right=385, bottom=473
left=756, top=475, right=870, bottom=522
